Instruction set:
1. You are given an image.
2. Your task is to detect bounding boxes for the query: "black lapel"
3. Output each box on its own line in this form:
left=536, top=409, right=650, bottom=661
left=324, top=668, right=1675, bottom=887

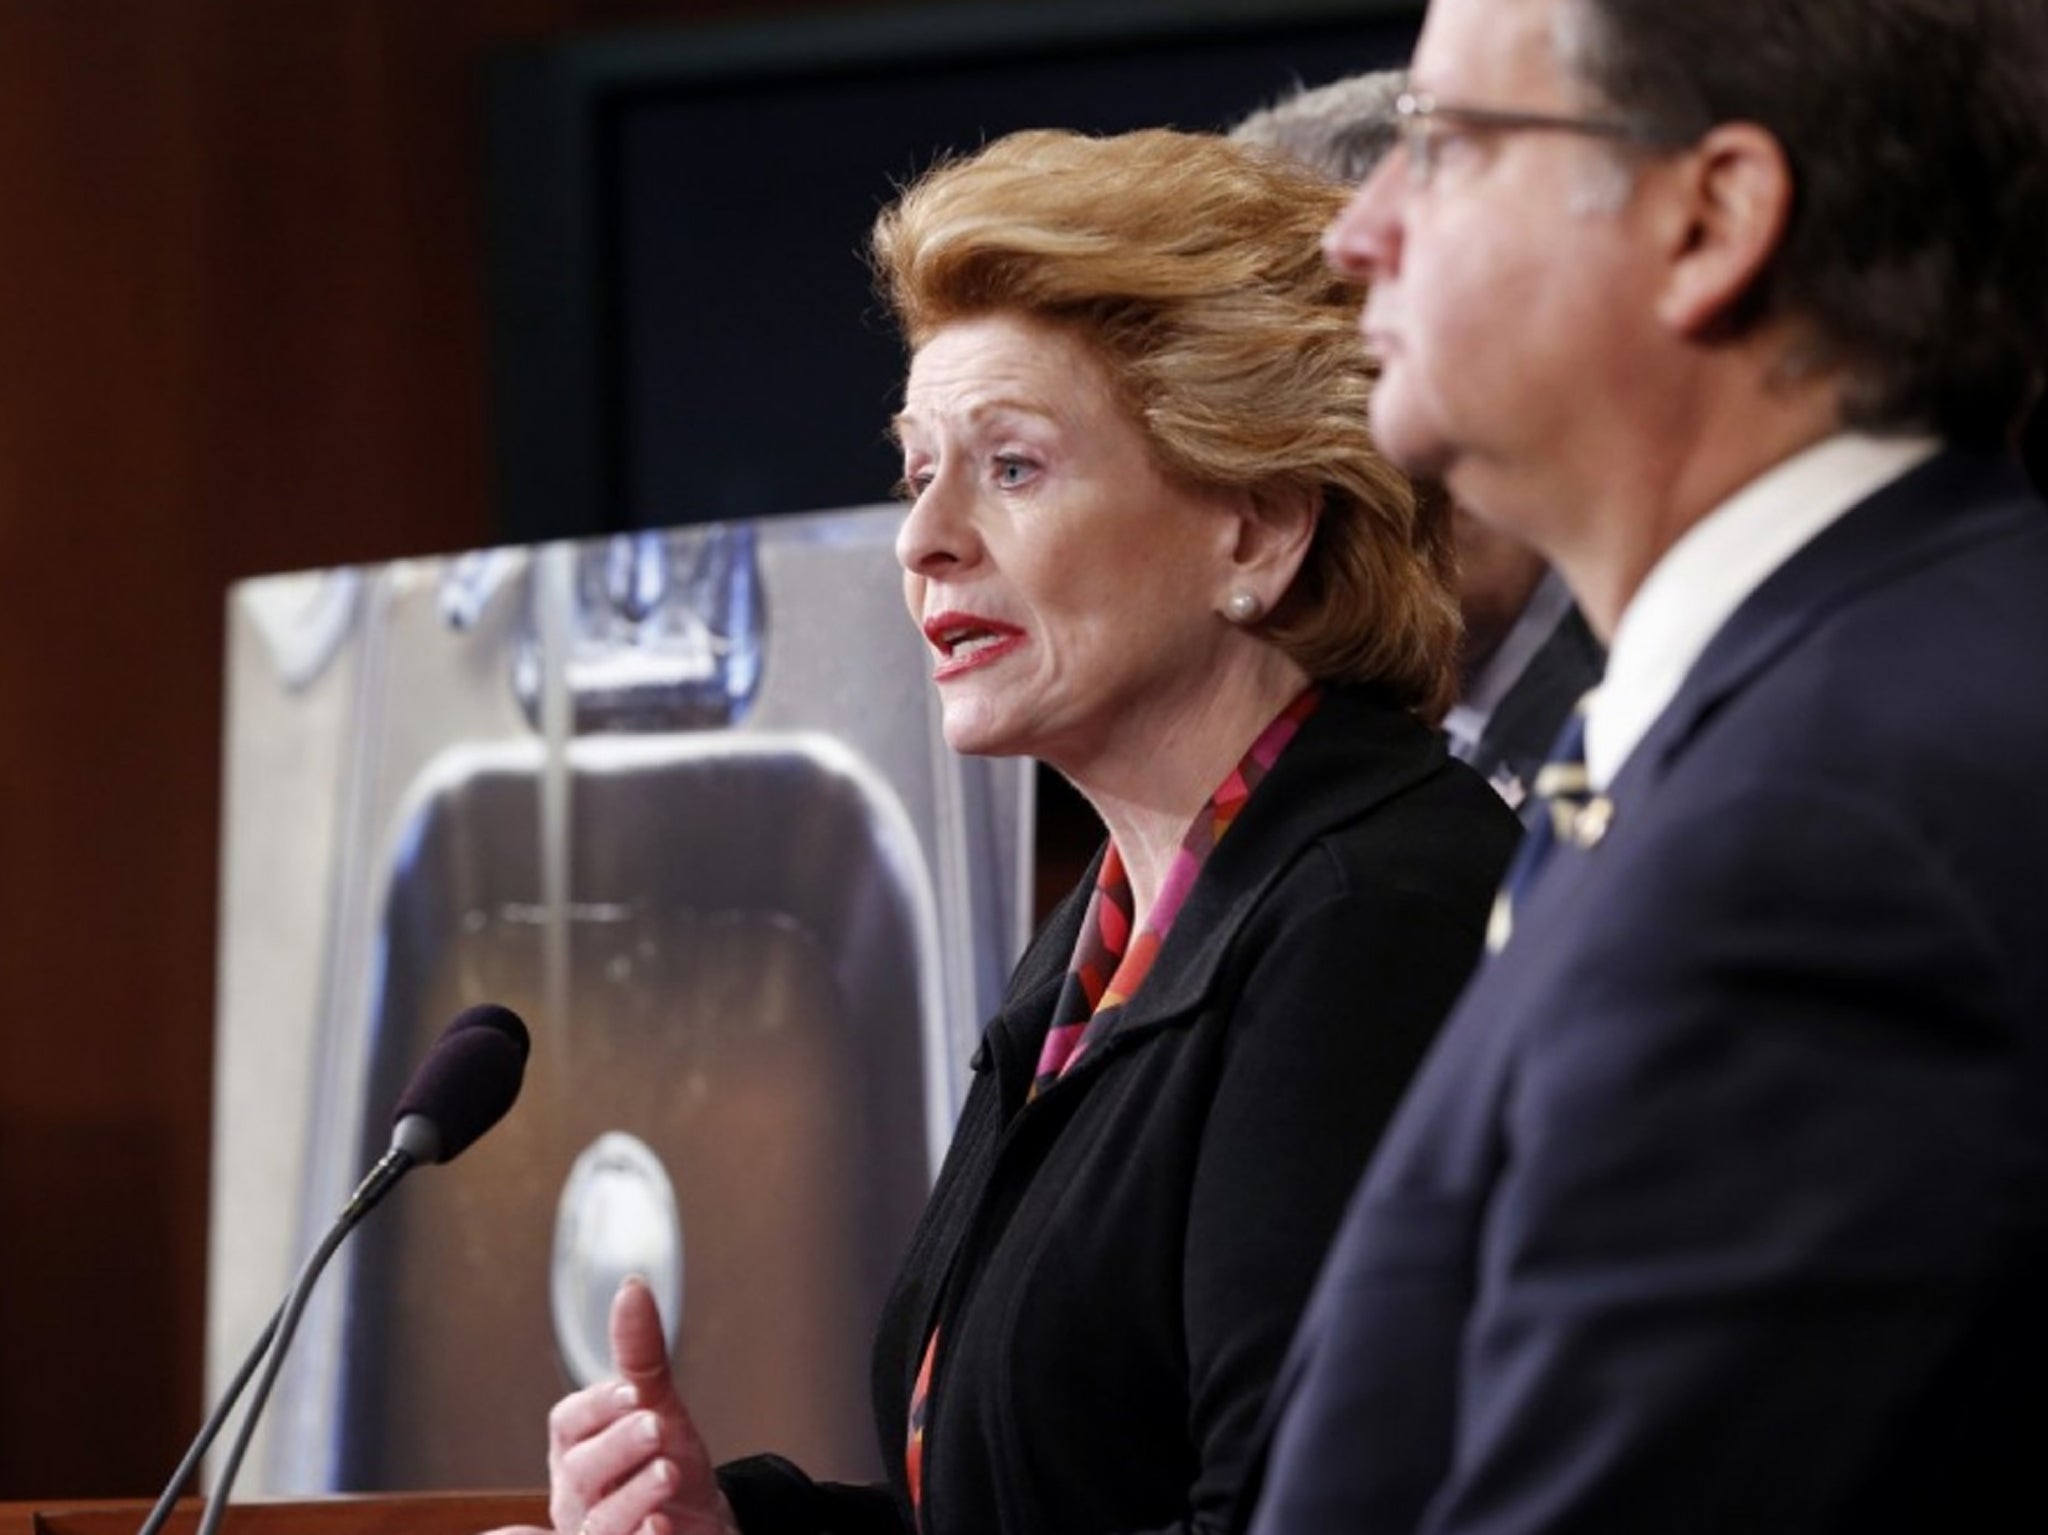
left=1048, top=687, right=1452, bottom=1075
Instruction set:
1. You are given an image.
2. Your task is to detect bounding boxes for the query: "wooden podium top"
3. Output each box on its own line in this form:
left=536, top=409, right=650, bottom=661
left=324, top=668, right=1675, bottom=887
left=0, top=1493, right=550, bottom=1535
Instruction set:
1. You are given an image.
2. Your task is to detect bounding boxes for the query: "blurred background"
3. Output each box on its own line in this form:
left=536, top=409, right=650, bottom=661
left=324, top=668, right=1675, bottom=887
left=0, top=0, right=1420, bottom=1496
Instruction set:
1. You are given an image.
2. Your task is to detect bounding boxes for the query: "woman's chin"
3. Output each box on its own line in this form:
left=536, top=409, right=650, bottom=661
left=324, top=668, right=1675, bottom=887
left=939, top=710, right=1018, bottom=760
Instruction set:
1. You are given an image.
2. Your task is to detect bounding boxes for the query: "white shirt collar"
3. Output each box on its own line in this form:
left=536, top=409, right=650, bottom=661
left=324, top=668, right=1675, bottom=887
left=1584, top=431, right=1941, bottom=789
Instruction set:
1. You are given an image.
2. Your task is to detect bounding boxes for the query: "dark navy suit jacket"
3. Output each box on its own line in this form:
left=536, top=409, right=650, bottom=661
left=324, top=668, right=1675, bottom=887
left=1241, top=448, right=2048, bottom=1533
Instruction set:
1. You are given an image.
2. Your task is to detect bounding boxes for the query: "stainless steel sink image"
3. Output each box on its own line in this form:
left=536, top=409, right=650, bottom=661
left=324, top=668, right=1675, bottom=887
left=210, top=510, right=1029, bottom=1492
left=335, top=734, right=939, bottom=1488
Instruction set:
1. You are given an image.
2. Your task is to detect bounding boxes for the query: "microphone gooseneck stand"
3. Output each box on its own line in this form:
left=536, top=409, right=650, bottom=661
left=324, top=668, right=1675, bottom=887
left=192, top=1142, right=422, bottom=1535
left=136, top=1001, right=530, bottom=1535
left=136, top=1132, right=430, bottom=1535
left=132, top=1304, right=283, bottom=1535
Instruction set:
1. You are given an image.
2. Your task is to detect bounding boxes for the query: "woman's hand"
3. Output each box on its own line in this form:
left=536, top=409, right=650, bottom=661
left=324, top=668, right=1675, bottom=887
left=482, top=1275, right=741, bottom=1535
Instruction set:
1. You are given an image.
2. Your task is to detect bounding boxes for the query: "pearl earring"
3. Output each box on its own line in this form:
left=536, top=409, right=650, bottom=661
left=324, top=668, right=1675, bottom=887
left=1224, top=591, right=1263, bottom=624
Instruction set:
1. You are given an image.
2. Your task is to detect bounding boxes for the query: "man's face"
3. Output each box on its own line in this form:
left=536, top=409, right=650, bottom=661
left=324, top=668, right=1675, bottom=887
left=1326, top=0, right=1659, bottom=529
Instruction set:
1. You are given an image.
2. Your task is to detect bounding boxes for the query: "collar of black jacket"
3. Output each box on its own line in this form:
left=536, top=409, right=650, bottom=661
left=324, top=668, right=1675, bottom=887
left=971, top=684, right=1448, bottom=1090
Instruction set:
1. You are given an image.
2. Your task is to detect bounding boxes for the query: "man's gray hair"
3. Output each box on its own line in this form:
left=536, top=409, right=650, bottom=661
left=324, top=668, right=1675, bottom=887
left=1229, top=70, right=1406, bottom=185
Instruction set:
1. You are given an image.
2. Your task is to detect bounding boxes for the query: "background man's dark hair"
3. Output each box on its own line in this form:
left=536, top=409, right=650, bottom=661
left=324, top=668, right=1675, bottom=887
left=1563, top=0, right=2048, bottom=448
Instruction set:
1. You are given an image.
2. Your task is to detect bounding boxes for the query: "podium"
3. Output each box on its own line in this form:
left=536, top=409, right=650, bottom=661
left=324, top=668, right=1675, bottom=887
left=0, top=1494, right=549, bottom=1535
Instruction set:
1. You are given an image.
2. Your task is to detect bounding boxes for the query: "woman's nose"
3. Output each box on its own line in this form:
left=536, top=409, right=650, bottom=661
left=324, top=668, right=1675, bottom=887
left=894, top=471, right=975, bottom=577
left=1324, top=156, right=1404, bottom=284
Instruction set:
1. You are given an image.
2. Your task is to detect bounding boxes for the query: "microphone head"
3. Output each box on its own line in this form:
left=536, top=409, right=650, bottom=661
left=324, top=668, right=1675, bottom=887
left=390, top=1003, right=531, bottom=1164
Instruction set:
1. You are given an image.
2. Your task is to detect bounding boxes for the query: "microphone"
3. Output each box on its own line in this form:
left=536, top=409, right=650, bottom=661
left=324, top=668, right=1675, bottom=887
left=139, top=1003, right=531, bottom=1535
left=345, top=1001, right=534, bottom=1216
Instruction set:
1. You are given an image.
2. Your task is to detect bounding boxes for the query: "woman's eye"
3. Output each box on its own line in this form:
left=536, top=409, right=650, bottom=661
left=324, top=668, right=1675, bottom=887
left=895, top=469, right=933, bottom=502
left=993, top=455, right=1036, bottom=488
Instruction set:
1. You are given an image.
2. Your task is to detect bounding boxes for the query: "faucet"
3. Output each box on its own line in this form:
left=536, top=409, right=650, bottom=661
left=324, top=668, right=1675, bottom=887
left=512, top=524, right=764, bottom=732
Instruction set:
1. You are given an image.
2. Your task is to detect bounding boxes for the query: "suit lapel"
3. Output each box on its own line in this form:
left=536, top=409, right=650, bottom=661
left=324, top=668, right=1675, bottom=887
left=1475, top=603, right=1605, bottom=798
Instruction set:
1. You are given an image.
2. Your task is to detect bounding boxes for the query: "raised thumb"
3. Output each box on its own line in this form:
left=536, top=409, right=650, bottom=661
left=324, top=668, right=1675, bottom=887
left=609, top=1274, right=677, bottom=1405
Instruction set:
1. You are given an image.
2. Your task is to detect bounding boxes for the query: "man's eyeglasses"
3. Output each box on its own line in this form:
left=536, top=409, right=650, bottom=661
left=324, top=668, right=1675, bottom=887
left=1392, top=90, right=1654, bottom=187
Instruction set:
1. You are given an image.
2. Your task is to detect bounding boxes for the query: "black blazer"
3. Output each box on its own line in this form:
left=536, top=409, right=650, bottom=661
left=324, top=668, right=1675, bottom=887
left=1244, top=450, right=2048, bottom=1533
left=721, top=685, right=1519, bottom=1535
left=1467, top=602, right=1604, bottom=825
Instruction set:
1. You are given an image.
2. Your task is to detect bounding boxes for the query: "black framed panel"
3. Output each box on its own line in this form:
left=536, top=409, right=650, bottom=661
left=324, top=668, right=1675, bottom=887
left=487, top=0, right=1425, bottom=542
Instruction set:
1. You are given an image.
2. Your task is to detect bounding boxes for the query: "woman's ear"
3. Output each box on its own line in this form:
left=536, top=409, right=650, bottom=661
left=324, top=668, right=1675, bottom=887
left=1226, top=482, right=1320, bottom=607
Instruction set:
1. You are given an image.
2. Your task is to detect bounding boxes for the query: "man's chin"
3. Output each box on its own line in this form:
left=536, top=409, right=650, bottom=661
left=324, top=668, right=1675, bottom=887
left=1367, top=400, right=1453, bottom=482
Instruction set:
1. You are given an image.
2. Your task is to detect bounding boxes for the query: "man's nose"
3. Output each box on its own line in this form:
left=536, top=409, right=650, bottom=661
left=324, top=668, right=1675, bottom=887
left=1324, top=154, right=1406, bottom=284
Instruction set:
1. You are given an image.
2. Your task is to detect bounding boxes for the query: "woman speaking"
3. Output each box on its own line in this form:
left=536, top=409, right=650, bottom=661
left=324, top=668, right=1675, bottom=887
left=492, top=126, right=1518, bottom=1535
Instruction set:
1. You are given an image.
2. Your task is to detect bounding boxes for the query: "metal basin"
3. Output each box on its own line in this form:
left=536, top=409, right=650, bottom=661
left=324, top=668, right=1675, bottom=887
left=324, top=732, right=937, bottom=1488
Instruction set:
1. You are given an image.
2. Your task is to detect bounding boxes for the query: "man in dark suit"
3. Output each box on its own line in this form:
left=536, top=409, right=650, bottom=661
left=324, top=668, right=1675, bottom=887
left=1241, top=0, right=2048, bottom=1529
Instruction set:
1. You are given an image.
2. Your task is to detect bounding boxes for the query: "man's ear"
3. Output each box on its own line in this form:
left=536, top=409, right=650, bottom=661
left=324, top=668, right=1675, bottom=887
left=1225, top=482, right=1320, bottom=606
left=1652, top=121, right=1794, bottom=339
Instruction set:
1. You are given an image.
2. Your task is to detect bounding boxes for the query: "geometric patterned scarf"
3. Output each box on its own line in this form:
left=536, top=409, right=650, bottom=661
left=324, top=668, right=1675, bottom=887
left=1027, top=685, right=1324, bottom=1095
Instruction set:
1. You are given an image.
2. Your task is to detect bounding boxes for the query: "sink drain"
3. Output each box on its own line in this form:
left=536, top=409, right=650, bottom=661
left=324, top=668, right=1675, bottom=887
left=550, top=1131, right=684, bottom=1387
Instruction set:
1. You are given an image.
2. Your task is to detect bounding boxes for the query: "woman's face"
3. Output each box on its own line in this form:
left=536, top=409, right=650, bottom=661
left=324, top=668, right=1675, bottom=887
left=894, top=312, right=1249, bottom=779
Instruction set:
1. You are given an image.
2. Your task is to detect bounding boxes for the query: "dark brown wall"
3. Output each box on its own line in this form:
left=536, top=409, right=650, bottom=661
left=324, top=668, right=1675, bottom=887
left=0, top=0, right=878, bottom=1497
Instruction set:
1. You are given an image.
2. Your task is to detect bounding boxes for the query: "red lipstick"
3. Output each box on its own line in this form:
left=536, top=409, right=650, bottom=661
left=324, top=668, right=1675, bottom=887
left=922, top=610, right=1026, bottom=680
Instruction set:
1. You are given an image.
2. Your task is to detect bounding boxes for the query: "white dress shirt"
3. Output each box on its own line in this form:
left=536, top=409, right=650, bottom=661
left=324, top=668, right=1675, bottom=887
left=1585, top=432, right=1941, bottom=790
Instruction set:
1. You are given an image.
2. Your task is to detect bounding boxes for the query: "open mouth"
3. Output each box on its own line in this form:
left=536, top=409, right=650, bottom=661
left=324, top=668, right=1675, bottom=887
left=923, top=612, right=1026, bottom=676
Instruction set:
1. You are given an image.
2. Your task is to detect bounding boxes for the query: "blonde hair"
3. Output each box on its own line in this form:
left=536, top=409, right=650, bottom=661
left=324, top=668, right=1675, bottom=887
left=872, top=127, right=1460, bottom=719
